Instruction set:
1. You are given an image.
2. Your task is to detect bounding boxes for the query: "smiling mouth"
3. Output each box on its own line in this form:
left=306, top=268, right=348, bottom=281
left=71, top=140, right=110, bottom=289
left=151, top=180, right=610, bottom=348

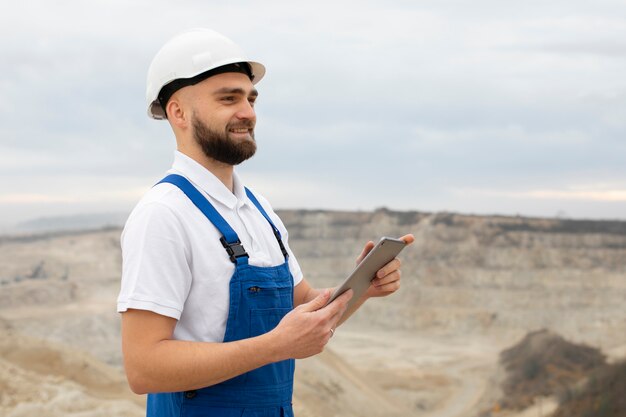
left=229, top=128, right=251, bottom=134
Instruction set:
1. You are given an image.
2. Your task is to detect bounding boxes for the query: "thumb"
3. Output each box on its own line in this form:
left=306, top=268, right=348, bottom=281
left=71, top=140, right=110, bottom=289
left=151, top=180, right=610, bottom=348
left=300, top=289, right=331, bottom=312
left=356, top=241, right=375, bottom=264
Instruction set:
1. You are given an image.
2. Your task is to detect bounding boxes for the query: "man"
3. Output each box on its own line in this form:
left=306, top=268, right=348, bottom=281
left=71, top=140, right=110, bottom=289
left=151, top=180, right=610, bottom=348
left=118, top=28, right=414, bottom=417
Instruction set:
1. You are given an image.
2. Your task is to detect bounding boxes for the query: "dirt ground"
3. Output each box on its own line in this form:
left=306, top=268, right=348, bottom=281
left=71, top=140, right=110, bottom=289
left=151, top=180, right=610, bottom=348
left=1, top=218, right=624, bottom=417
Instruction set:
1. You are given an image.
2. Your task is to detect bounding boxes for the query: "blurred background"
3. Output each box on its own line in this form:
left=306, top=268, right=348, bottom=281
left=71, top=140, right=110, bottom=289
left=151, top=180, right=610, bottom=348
left=1, top=1, right=625, bottom=417
left=1, top=0, right=625, bottom=231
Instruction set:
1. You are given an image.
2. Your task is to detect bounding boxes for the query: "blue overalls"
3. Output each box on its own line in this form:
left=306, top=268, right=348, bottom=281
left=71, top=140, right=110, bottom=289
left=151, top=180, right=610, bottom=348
left=147, top=174, right=295, bottom=417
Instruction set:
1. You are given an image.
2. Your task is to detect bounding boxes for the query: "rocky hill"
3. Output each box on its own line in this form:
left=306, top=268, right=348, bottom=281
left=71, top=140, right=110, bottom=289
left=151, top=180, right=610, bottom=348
left=281, top=209, right=626, bottom=346
left=553, top=359, right=626, bottom=417
left=497, top=329, right=606, bottom=411
left=0, top=209, right=624, bottom=416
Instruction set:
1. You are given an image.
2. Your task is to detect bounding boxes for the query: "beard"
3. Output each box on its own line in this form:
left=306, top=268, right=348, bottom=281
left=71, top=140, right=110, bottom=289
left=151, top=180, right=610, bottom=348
left=192, top=115, right=257, bottom=166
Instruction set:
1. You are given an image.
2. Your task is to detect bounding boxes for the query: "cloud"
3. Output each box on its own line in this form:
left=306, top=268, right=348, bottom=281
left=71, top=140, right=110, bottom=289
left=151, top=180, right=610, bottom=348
left=518, top=189, right=626, bottom=202
left=0, top=0, right=625, bottom=224
left=453, top=185, right=626, bottom=202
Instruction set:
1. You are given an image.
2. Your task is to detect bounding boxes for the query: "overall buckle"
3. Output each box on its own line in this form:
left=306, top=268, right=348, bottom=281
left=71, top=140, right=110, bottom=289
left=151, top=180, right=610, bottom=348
left=220, top=237, right=249, bottom=263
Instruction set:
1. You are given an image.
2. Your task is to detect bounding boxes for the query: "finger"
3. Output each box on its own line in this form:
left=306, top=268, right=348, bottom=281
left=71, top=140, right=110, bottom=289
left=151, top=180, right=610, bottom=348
left=332, top=288, right=353, bottom=306
left=324, top=289, right=353, bottom=315
left=356, top=241, right=375, bottom=264
left=328, top=291, right=353, bottom=323
left=376, top=258, right=401, bottom=279
left=372, top=280, right=400, bottom=293
left=328, top=302, right=349, bottom=328
left=322, top=329, right=333, bottom=345
left=373, top=270, right=401, bottom=287
left=328, top=311, right=344, bottom=330
left=401, top=234, right=415, bottom=245
left=300, top=289, right=331, bottom=312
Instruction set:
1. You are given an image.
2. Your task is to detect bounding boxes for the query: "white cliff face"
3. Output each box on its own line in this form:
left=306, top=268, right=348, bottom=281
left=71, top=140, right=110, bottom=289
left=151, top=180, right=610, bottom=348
left=283, top=209, right=626, bottom=349
left=0, top=211, right=624, bottom=417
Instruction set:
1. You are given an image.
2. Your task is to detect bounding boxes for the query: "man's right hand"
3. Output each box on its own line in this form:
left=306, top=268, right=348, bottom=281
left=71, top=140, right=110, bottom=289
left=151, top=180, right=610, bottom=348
left=121, top=289, right=352, bottom=394
left=269, top=289, right=353, bottom=360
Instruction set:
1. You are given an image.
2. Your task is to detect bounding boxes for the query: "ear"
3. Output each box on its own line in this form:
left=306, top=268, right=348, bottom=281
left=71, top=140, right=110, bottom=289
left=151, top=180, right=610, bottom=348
left=165, top=97, right=189, bottom=130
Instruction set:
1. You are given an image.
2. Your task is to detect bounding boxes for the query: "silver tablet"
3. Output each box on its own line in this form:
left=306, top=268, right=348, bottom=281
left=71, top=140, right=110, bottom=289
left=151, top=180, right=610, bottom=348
left=326, top=237, right=407, bottom=312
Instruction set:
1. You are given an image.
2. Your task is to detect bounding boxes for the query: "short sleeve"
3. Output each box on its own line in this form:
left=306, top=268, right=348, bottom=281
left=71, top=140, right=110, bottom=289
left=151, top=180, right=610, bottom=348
left=117, top=202, right=192, bottom=319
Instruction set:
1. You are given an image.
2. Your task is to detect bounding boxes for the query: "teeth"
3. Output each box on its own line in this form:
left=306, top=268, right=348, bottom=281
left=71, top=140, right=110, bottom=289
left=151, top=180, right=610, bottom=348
left=231, top=129, right=249, bottom=133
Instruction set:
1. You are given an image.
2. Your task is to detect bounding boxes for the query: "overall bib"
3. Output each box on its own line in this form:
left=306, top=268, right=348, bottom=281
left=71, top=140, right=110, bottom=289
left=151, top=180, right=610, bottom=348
left=147, top=174, right=295, bottom=417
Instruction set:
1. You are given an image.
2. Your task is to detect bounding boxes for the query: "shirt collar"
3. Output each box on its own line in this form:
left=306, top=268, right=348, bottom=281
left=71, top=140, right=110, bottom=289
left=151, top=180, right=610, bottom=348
left=169, top=151, right=249, bottom=209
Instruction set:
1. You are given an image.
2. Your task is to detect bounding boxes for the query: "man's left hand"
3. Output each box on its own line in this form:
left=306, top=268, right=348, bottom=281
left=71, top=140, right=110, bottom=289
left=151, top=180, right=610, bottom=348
left=357, top=234, right=415, bottom=299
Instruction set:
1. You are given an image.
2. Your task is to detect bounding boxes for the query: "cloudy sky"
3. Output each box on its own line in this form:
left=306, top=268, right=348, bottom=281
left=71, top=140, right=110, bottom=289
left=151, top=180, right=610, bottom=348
left=1, top=0, right=625, bottom=229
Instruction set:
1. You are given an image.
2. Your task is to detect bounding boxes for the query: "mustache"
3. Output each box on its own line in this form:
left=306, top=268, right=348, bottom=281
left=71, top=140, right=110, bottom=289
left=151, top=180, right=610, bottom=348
left=227, top=120, right=255, bottom=130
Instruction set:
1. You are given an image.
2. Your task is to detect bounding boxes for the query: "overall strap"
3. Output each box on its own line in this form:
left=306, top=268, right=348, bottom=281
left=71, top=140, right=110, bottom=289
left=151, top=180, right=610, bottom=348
left=158, top=174, right=248, bottom=265
left=245, top=187, right=289, bottom=260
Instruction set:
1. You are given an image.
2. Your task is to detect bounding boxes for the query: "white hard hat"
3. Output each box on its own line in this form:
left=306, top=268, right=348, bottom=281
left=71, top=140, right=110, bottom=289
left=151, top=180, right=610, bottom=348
left=146, top=28, right=265, bottom=120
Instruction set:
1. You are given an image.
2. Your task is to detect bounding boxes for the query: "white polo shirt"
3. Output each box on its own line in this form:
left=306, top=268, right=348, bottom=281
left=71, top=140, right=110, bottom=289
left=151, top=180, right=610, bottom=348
left=117, top=151, right=303, bottom=343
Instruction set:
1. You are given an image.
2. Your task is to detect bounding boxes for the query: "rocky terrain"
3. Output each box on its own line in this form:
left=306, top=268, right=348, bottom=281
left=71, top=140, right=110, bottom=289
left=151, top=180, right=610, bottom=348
left=494, top=329, right=606, bottom=412
left=553, top=359, right=626, bottom=417
left=0, top=209, right=625, bottom=416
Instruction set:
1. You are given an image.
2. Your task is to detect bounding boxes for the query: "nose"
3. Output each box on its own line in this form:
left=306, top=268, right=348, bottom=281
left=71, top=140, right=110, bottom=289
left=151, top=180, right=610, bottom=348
left=235, top=100, right=256, bottom=121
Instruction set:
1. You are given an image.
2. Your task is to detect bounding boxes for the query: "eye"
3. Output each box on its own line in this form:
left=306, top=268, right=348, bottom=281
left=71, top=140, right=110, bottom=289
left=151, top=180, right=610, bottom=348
left=220, top=96, right=236, bottom=103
